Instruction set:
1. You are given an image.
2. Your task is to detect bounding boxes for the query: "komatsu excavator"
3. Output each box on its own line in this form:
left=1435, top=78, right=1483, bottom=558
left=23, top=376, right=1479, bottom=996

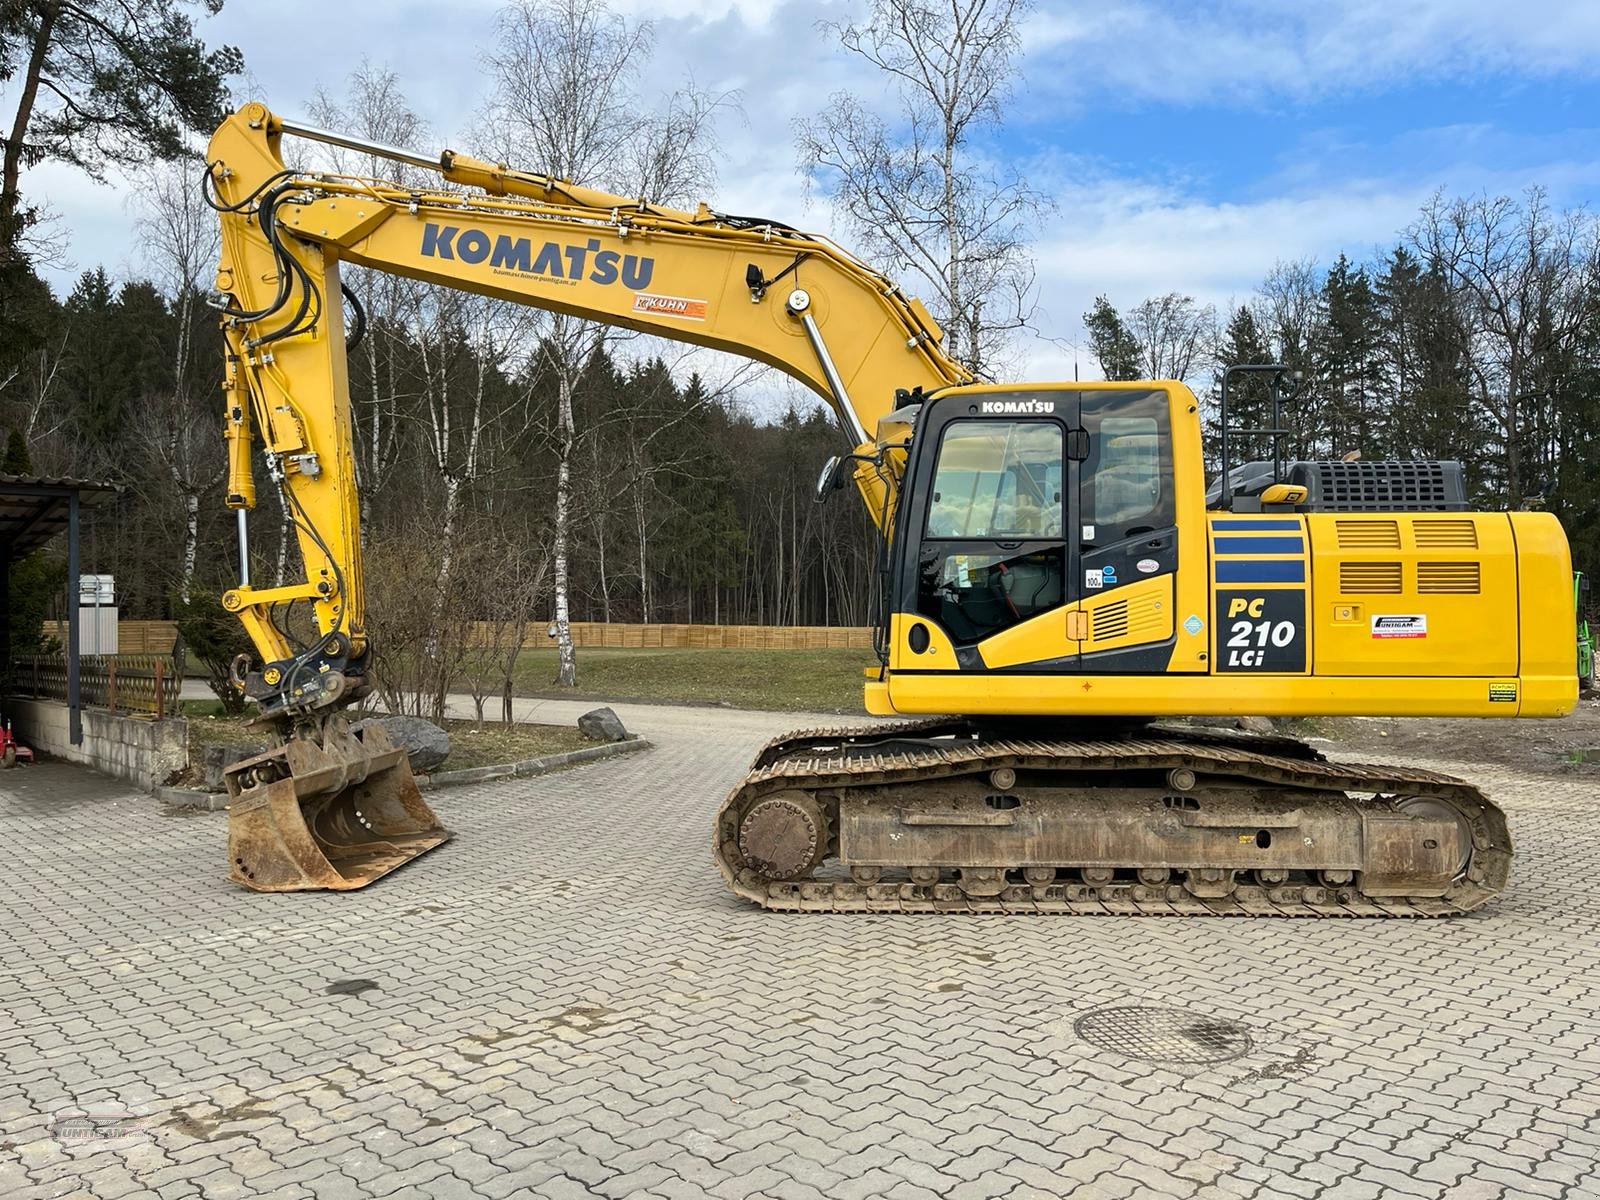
left=208, top=102, right=1576, bottom=913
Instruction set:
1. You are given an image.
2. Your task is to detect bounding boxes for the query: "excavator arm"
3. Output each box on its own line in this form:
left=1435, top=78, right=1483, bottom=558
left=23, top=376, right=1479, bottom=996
left=206, top=101, right=966, bottom=891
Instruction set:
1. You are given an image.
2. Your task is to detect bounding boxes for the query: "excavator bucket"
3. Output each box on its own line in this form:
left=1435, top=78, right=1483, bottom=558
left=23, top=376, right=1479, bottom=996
left=224, top=720, right=449, bottom=892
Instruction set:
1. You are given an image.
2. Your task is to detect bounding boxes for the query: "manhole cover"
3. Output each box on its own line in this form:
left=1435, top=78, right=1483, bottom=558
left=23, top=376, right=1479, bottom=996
left=1073, top=1005, right=1252, bottom=1064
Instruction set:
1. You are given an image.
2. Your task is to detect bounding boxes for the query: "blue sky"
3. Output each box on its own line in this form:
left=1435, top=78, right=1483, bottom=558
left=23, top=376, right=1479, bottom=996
left=13, top=0, right=1600, bottom=386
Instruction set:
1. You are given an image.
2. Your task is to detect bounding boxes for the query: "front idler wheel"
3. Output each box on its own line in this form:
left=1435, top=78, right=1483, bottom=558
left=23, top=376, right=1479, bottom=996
left=737, top=791, right=828, bottom=881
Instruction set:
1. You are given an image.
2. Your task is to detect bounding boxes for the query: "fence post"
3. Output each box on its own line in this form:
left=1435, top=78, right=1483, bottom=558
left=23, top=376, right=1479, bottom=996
left=154, top=658, right=165, bottom=721
left=108, top=658, right=118, bottom=714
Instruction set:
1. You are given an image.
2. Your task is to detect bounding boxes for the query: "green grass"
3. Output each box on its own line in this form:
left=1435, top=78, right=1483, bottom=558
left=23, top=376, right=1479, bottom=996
left=433, top=719, right=592, bottom=770
left=510, top=647, right=870, bottom=714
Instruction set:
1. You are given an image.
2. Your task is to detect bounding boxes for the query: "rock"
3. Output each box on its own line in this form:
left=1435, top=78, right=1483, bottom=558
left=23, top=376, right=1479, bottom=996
left=203, top=742, right=267, bottom=791
left=1236, top=716, right=1275, bottom=734
left=353, top=715, right=451, bottom=771
left=578, top=706, right=629, bottom=743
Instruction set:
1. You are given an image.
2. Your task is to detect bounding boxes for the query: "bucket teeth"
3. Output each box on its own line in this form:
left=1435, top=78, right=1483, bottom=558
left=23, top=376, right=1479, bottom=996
left=225, top=720, right=449, bottom=892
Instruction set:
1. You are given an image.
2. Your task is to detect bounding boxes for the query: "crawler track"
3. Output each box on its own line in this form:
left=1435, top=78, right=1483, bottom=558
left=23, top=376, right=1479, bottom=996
left=713, top=719, right=1511, bottom=916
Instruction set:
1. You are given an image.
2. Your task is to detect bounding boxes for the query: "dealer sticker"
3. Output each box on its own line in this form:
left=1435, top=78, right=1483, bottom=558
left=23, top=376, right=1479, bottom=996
left=1136, top=557, right=1159, bottom=574
left=1371, top=614, right=1427, bottom=639
left=632, top=292, right=708, bottom=320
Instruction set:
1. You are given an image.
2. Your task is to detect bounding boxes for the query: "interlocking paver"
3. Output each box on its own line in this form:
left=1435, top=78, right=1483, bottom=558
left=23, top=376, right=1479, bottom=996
left=2, top=707, right=1598, bottom=1200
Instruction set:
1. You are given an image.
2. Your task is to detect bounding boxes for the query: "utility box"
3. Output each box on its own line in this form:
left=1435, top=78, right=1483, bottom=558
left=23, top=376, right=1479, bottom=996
left=77, top=574, right=117, bottom=655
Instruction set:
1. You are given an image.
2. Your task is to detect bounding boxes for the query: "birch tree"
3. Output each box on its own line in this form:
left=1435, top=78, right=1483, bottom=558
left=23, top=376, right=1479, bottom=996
left=132, top=155, right=224, bottom=602
left=478, top=0, right=725, bottom=686
left=797, top=0, right=1044, bottom=374
left=304, top=64, right=433, bottom=542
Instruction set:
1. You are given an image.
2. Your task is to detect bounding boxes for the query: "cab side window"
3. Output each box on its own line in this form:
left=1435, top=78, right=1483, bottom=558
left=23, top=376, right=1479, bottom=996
left=1081, top=389, right=1174, bottom=541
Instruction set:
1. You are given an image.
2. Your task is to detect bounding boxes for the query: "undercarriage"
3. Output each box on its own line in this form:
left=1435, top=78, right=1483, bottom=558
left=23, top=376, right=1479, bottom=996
left=714, top=719, right=1511, bottom=916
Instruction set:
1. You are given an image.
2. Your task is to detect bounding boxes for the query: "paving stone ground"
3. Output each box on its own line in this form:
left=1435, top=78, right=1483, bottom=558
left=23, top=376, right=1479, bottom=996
left=2, top=703, right=1598, bottom=1200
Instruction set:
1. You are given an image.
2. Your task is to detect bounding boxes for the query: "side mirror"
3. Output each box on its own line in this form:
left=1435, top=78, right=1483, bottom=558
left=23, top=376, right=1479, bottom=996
left=815, top=455, right=849, bottom=503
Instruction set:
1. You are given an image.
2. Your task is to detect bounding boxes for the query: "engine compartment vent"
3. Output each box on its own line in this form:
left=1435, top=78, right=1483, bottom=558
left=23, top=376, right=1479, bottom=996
left=1413, top=519, right=1479, bottom=549
left=1340, top=561, right=1403, bottom=594
left=1418, top=562, right=1482, bottom=594
left=1308, top=461, right=1465, bottom=511
left=1336, top=519, right=1402, bottom=549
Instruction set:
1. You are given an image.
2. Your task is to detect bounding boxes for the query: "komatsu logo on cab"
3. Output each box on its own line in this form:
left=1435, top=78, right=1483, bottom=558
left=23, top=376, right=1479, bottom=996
left=979, top=398, right=1055, bottom=414
left=420, top=223, right=654, bottom=288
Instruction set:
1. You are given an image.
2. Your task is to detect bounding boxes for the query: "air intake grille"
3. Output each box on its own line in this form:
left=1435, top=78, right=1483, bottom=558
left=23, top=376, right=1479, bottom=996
left=1092, top=600, right=1129, bottom=641
left=1418, top=562, right=1481, bottom=594
left=1340, top=561, right=1403, bottom=594
left=1309, top=461, right=1459, bottom=511
left=1336, top=519, right=1401, bottom=549
left=1413, top=519, right=1479, bottom=549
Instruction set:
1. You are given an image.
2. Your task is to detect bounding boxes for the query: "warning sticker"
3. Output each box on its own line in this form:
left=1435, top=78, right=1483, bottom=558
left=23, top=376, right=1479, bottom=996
left=632, top=292, right=708, bottom=320
left=1488, top=683, right=1517, bottom=703
left=1371, top=614, right=1427, bottom=639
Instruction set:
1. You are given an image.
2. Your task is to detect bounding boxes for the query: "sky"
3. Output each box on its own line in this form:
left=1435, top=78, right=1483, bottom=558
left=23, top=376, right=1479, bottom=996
left=15, top=0, right=1600, bottom=395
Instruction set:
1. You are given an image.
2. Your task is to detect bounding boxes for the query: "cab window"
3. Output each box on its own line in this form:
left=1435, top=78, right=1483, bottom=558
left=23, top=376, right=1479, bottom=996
left=925, top=420, right=1063, bottom=539
left=919, top=420, right=1065, bottom=644
left=1082, top=389, right=1174, bottom=540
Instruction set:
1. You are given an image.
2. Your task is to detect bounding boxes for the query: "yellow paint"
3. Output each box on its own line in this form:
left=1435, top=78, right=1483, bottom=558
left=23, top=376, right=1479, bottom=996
left=1511, top=512, right=1577, bottom=683
left=1307, top=513, right=1519, bottom=677
left=882, top=671, right=1574, bottom=718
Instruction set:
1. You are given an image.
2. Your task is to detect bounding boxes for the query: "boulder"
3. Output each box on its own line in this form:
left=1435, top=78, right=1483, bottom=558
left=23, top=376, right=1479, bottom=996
left=203, top=742, right=268, bottom=791
left=1236, top=716, right=1275, bottom=735
left=577, top=706, right=629, bottom=743
left=354, top=715, right=451, bottom=772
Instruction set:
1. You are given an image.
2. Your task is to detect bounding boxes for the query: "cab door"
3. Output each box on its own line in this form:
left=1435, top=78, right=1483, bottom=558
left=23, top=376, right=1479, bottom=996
left=909, top=401, right=1079, bottom=671
left=1073, top=388, right=1179, bottom=669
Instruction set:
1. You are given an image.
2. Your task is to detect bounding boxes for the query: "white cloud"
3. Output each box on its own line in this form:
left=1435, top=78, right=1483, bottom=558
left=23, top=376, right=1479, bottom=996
left=1022, top=0, right=1600, bottom=109
left=13, top=0, right=1600, bottom=410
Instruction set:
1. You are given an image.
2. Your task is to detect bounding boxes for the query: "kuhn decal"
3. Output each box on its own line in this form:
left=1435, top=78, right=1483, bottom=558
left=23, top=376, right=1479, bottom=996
left=632, top=292, right=707, bottom=321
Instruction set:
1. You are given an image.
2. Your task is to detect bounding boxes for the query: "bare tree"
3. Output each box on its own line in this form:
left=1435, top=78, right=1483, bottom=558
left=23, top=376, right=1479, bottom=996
left=1126, top=293, right=1217, bottom=383
left=1411, top=188, right=1600, bottom=504
left=304, top=63, right=434, bottom=542
left=132, top=154, right=225, bottom=601
left=797, top=0, right=1045, bottom=374
left=478, top=0, right=724, bottom=687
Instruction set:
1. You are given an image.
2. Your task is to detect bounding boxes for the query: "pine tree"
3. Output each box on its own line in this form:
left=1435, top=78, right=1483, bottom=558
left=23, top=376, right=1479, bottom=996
left=1206, top=306, right=1274, bottom=474
left=1318, top=254, right=1384, bottom=457
left=1083, top=296, right=1143, bottom=381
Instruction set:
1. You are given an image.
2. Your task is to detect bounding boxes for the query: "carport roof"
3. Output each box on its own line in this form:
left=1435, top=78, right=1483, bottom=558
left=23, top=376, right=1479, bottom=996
left=0, top=474, right=120, bottom=558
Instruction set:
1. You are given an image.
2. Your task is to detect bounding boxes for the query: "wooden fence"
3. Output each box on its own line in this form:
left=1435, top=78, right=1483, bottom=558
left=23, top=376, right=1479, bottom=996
left=38, top=617, right=870, bottom=655
left=9, top=653, right=182, bottom=718
left=483, top=622, right=874, bottom=650
left=43, top=619, right=178, bottom=654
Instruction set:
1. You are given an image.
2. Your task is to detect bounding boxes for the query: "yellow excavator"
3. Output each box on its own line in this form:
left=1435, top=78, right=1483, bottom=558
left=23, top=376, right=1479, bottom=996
left=208, top=102, right=1575, bottom=913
